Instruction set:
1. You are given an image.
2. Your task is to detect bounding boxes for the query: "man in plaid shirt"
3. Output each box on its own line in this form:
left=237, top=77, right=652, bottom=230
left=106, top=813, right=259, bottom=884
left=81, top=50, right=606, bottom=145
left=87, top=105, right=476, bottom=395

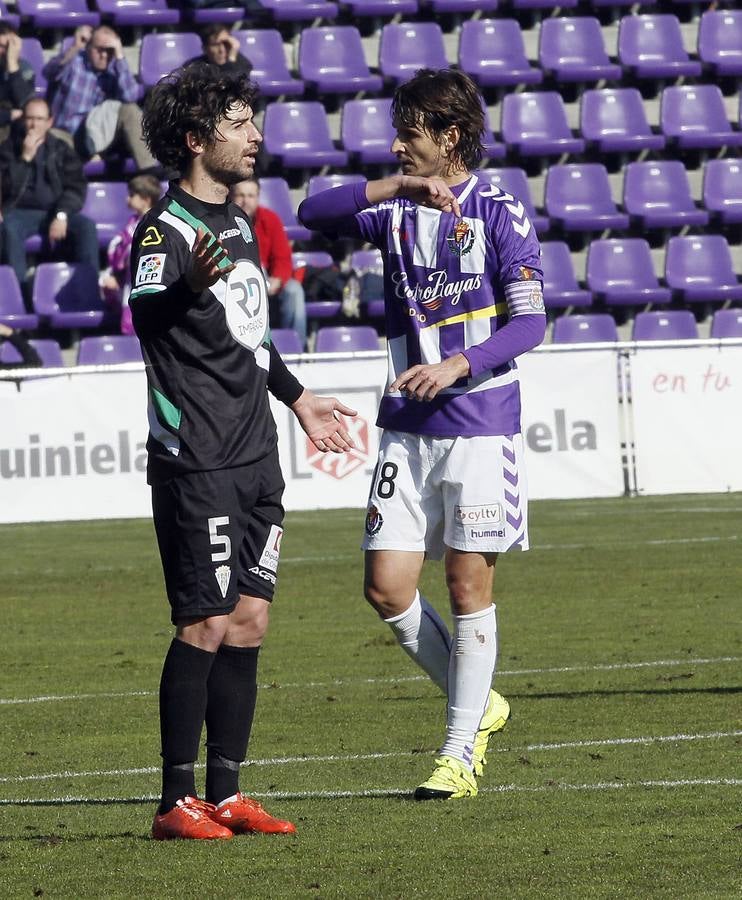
left=43, top=24, right=157, bottom=172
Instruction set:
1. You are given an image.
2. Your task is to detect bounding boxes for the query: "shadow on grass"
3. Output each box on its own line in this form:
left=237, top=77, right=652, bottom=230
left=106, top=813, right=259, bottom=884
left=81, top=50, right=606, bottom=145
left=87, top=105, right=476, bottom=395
left=506, top=685, right=742, bottom=700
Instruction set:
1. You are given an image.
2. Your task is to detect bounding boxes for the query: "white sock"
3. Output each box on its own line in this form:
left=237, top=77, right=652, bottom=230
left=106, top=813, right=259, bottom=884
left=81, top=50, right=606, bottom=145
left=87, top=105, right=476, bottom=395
left=440, top=604, right=498, bottom=769
left=383, top=591, right=451, bottom=693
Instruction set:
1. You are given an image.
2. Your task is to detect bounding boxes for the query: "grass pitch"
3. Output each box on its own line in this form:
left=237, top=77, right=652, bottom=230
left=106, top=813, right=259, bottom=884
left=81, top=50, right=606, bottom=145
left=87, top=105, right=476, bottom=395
left=1, top=494, right=740, bottom=899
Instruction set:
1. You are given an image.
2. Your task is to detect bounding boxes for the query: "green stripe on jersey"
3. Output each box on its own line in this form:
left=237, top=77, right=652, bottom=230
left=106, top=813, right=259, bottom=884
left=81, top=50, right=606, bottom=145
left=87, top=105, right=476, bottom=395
left=151, top=386, right=181, bottom=430
left=167, top=199, right=232, bottom=270
left=129, top=284, right=166, bottom=299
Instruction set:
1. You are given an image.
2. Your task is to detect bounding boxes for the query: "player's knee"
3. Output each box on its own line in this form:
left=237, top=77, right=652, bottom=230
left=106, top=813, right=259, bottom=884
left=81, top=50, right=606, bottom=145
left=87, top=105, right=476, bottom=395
left=229, top=598, right=270, bottom=644
left=446, top=572, right=483, bottom=614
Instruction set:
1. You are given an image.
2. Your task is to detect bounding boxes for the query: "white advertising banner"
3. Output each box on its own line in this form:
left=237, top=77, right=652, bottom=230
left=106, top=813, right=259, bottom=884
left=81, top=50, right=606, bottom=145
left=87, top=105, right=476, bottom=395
left=630, top=346, right=742, bottom=494
left=0, top=371, right=151, bottom=523
left=0, top=350, right=626, bottom=523
left=273, top=357, right=387, bottom=511
left=517, top=349, right=625, bottom=499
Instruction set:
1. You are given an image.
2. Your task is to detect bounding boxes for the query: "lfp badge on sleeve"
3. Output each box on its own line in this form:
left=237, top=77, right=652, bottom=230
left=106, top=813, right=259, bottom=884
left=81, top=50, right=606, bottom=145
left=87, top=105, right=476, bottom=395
left=225, top=259, right=269, bottom=351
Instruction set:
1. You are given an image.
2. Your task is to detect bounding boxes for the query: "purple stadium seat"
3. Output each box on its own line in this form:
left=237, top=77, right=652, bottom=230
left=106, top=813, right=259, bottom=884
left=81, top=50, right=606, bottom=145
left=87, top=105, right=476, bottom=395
left=186, top=7, right=243, bottom=25
left=299, top=26, right=382, bottom=95
left=710, top=309, right=742, bottom=339
left=271, top=328, right=303, bottom=354
left=545, top=164, right=629, bottom=233
left=632, top=310, right=698, bottom=342
left=552, top=314, right=618, bottom=344
left=94, top=0, right=179, bottom=27
left=501, top=92, right=585, bottom=158
left=341, top=99, right=396, bottom=165
left=589, top=0, right=656, bottom=7
left=703, top=159, right=742, bottom=225
left=260, top=0, right=338, bottom=22
left=139, top=32, right=202, bottom=89
left=618, top=14, right=701, bottom=80
left=293, top=251, right=341, bottom=320
left=0, top=1, right=21, bottom=29
left=77, top=335, right=143, bottom=365
left=479, top=168, right=548, bottom=235
left=308, top=173, right=367, bottom=196
left=0, top=338, right=63, bottom=367
left=16, top=0, right=99, bottom=29
left=338, top=1, right=418, bottom=18
left=351, top=248, right=382, bottom=274
left=20, top=37, right=46, bottom=97
left=586, top=239, right=671, bottom=307
left=480, top=100, right=505, bottom=161
left=379, top=22, right=448, bottom=86
left=0, top=266, right=39, bottom=330
left=539, top=17, right=621, bottom=84
left=315, top=325, right=379, bottom=352
left=235, top=30, right=303, bottom=97
left=258, top=177, right=311, bottom=242
left=262, top=101, right=348, bottom=169
left=624, top=161, right=709, bottom=230
left=422, top=0, right=497, bottom=13
left=81, top=182, right=131, bottom=248
left=540, top=242, right=592, bottom=309
left=580, top=88, right=665, bottom=154
left=459, top=19, right=542, bottom=88
left=32, top=263, right=106, bottom=330
left=698, top=10, right=742, bottom=77
left=661, top=85, right=742, bottom=151
left=665, top=236, right=742, bottom=305
left=513, top=0, right=576, bottom=8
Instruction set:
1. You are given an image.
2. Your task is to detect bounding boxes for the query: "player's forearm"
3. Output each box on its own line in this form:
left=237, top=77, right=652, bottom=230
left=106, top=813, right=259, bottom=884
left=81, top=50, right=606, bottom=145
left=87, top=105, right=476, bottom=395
left=267, top=342, right=304, bottom=405
left=298, top=182, right=369, bottom=229
left=463, top=314, right=546, bottom=377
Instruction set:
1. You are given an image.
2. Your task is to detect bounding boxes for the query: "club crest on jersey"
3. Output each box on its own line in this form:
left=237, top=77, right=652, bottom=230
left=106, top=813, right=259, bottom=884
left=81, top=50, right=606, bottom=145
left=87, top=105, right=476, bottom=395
left=365, top=504, right=383, bottom=536
left=446, top=220, right=475, bottom=257
left=235, top=217, right=253, bottom=245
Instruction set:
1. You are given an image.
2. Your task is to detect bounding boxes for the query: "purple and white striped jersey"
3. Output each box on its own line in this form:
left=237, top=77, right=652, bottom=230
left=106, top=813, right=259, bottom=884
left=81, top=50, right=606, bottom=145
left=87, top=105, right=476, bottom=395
left=353, top=173, right=544, bottom=438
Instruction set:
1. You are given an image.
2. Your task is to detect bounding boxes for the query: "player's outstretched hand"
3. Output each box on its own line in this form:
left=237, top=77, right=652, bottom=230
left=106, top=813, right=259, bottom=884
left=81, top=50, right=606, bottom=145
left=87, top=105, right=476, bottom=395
left=397, top=176, right=461, bottom=218
left=390, top=354, right=471, bottom=402
left=185, top=228, right=235, bottom=293
left=291, top=389, right=358, bottom=453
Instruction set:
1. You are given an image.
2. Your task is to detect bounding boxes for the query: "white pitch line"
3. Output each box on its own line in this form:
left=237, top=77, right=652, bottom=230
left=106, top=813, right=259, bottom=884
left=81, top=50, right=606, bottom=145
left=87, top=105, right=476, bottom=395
left=2, top=730, right=739, bottom=786
left=1, top=777, right=740, bottom=806
left=1, top=655, right=739, bottom=707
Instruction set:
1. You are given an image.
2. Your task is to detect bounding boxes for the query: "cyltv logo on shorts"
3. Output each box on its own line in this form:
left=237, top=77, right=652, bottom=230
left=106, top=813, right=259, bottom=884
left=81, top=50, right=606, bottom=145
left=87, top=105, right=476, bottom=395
left=454, top=504, right=503, bottom=525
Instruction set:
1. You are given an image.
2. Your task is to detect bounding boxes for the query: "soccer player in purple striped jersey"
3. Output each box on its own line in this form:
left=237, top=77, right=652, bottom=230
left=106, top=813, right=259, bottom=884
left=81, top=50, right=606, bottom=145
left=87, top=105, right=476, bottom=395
left=299, top=68, right=546, bottom=800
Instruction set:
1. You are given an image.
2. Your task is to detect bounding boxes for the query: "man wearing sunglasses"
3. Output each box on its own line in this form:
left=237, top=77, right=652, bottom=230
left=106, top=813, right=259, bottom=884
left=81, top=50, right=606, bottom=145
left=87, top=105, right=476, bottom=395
left=43, top=24, right=158, bottom=174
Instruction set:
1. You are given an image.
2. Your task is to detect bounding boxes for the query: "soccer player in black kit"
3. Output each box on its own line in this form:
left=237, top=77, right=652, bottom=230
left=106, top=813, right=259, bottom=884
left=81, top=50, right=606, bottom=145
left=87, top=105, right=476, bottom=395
left=131, top=65, right=356, bottom=841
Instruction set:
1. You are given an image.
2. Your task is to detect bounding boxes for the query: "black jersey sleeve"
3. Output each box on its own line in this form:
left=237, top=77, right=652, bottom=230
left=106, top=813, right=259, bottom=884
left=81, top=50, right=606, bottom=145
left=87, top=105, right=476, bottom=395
left=267, top=341, right=304, bottom=406
left=129, top=217, right=200, bottom=337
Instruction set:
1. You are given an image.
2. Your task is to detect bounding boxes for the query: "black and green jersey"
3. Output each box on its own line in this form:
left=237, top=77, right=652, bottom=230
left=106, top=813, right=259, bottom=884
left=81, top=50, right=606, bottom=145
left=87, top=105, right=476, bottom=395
left=130, top=182, right=303, bottom=485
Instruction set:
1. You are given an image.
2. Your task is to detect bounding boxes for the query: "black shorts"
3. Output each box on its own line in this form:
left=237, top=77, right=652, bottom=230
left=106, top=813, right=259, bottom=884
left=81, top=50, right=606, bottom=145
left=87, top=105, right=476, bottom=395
left=151, top=454, right=285, bottom=624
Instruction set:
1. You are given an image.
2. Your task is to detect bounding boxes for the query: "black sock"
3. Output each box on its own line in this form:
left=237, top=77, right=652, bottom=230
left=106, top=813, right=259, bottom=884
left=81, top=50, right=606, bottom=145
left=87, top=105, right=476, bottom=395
left=205, top=644, right=260, bottom=805
left=158, top=638, right=216, bottom=813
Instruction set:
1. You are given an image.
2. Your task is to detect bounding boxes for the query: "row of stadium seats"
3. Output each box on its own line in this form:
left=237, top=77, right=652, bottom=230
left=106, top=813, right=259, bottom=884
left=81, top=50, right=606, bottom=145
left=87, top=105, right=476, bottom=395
left=51, top=159, right=741, bottom=255
left=5, top=309, right=742, bottom=370
left=4, top=232, right=741, bottom=333
left=17, top=13, right=742, bottom=99
left=2, top=0, right=738, bottom=33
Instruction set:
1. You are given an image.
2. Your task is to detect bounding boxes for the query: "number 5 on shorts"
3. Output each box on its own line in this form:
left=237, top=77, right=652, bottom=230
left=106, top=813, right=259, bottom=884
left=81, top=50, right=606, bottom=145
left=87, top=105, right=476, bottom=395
left=208, top=516, right=231, bottom=562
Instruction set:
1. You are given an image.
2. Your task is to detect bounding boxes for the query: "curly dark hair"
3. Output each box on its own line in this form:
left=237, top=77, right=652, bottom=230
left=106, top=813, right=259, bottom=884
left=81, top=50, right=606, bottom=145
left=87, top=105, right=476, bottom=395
left=390, top=68, right=485, bottom=171
left=142, top=64, right=258, bottom=174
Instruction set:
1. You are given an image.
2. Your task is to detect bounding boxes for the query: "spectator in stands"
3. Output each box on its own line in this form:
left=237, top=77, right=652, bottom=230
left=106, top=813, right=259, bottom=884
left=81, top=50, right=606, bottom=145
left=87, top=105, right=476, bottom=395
left=188, top=25, right=253, bottom=77
left=100, top=174, right=162, bottom=335
left=231, top=178, right=307, bottom=347
left=0, top=97, right=99, bottom=296
left=43, top=24, right=158, bottom=173
left=0, top=23, right=35, bottom=142
left=0, top=322, right=41, bottom=367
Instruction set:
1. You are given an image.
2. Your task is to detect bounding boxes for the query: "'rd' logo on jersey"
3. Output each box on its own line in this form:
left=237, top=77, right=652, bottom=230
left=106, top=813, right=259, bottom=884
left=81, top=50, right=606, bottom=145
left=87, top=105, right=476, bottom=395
left=224, top=259, right=268, bottom=351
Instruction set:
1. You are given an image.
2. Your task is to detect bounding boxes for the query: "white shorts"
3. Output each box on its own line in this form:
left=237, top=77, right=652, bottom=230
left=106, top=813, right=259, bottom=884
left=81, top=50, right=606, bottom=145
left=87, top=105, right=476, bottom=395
left=362, top=430, right=529, bottom=559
